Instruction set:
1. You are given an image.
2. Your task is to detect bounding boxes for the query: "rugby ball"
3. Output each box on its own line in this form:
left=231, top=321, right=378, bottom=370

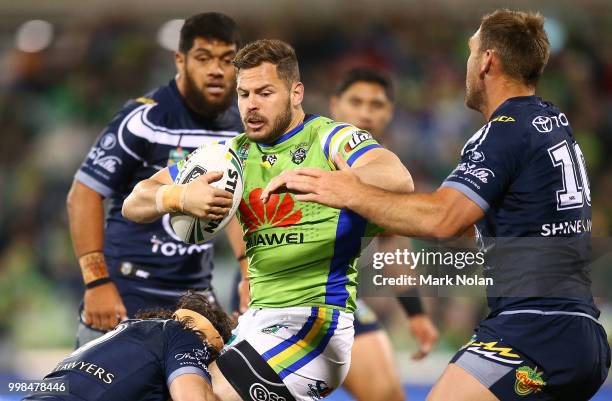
left=170, top=142, right=244, bottom=244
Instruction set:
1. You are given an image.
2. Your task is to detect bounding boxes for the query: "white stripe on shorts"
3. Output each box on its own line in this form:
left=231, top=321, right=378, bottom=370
left=498, top=309, right=601, bottom=325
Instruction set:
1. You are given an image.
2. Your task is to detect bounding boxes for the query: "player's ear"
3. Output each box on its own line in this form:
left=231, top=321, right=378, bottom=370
left=291, top=81, right=304, bottom=107
left=480, top=50, right=493, bottom=78
left=175, top=51, right=186, bottom=75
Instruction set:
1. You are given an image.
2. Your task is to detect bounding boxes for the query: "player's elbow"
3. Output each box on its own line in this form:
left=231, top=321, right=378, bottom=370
left=121, top=198, right=133, bottom=221
left=66, top=180, right=83, bottom=216
left=66, top=180, right=101, bottom=218
left=122, top=184, right=158, bottom=224
left=121, top=190, right=142, bottom=222
left=383, top=167, right=414, bottom=194
left=389, top=159, right=414, bottom=194
left=66, top=185, right=76, bottom=216
left=399, top=171, right=414, bottom=193
left=121, top=194, right=142, bottom=223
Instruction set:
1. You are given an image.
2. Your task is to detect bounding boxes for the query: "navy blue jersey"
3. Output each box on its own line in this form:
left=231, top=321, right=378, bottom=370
left=33, top=319, right=211, bottom=401
left=442, top=96, right=596, bottom=316
left=75, top=80, right=242, bottom=290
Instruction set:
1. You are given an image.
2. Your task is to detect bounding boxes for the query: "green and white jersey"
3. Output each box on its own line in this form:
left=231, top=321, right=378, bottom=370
left=230, top=115, right=382, bottom=313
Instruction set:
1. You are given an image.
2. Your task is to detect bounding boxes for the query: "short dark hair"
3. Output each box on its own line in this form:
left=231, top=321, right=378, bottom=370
left=479, top=9, right=550, bottom=87
left=179, top=12, right=241, bottom=53
left=135, top=291, right=234, bottom=360
left=232, top=39, right=300, bottom=87
left=335, top=67, right=394, bottom=101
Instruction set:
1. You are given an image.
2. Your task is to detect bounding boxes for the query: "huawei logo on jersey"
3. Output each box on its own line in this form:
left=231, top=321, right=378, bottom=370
left=238, top=188, right=302, bottom=235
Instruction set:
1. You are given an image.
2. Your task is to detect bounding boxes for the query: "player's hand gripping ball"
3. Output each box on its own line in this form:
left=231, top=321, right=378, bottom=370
left=171, top=143, right=244, bottom=244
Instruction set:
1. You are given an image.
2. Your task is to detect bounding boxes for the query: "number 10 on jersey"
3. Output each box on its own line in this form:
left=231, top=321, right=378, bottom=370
left=548, top=140, right=591, bottom=210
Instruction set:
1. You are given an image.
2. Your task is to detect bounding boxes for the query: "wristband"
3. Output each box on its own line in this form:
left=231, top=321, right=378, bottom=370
left=79, top=251, right=109, bottom=284
left=155, top=185, right=186, bottom=213
left=397, top=288, right=424, bottom=316
left=237, top=254, right=248, bottom=262
left=86, top=277, right=112, bottom=289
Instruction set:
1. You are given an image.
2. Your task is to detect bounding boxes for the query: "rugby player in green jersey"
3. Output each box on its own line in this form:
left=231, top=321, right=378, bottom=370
left=122, top=39, right=413, bottom=401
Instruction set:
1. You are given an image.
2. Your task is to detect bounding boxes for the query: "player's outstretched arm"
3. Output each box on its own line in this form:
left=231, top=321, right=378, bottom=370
left=122, top=168, right=233, bottom=224
left=169, top=374, right=220, bottom=401
left=266, top=155, right=484, bottom=238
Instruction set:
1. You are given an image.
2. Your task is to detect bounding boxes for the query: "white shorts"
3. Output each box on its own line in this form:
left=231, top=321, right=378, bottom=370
left=226, top=306, right=354, bottom=401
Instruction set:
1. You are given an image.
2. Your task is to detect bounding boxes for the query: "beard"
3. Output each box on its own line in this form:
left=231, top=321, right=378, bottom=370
left=183, top=69, right=234, bottom=117
left=244, top=98, right=293, bottom=144
left=465, top=74, right=485, bottom=112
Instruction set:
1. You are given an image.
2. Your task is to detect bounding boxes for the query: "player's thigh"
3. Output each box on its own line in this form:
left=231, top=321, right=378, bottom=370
left=343, top=330, right=404, bottom=401
left=209, top=361, right=244, bottom=401
left=219, top=307, right=354, bottom=401
left=427, top=363, right=499, bottom=401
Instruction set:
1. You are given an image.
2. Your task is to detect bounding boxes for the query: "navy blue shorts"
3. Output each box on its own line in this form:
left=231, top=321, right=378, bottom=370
left=353, top=299, right=382, bottom=336
left=451, top=311, right=610, bottom=401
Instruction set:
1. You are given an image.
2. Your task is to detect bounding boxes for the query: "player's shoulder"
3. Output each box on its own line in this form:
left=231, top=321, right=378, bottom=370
left=479, top=96, right=548, bottom=146
left=113, top=80, right=241, bottom=140
left=104, top=81, right=171, bottom=130
left=312, top=115, right=367, bottom=150
left=312, top=115, right=357, bottom=138
left=467, top=96, right=571, bottom=166
left=491, top=95, right=565, bottom=136
left=128, top=81, right=185, bottom=127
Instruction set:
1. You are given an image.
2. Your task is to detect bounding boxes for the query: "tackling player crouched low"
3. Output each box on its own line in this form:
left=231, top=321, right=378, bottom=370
left=22, top=293, right=233, bottom=401
left=122, top=39, right=413, bottom=401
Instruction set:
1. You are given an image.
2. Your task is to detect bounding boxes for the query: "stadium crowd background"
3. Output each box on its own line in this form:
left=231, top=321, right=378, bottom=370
left=0, top=0, right=611, bottom=396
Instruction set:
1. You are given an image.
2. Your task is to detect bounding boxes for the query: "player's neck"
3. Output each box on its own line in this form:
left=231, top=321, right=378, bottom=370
left=284, top=108, right=306, bottom=134
left=483, top=81, right=535, bottom=121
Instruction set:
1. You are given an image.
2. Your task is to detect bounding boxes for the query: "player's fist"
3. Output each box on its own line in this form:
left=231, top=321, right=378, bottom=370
left=83, top=282, right=128, bottom=331
left=182, top=172, right=233, bottom=220
left=409, top=314, right=439, bottom=360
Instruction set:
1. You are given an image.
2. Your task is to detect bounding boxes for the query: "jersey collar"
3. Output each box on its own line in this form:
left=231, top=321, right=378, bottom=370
left=491, top=95, right=541, bottom=120
left=259, top=114, right=320, bottom=148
